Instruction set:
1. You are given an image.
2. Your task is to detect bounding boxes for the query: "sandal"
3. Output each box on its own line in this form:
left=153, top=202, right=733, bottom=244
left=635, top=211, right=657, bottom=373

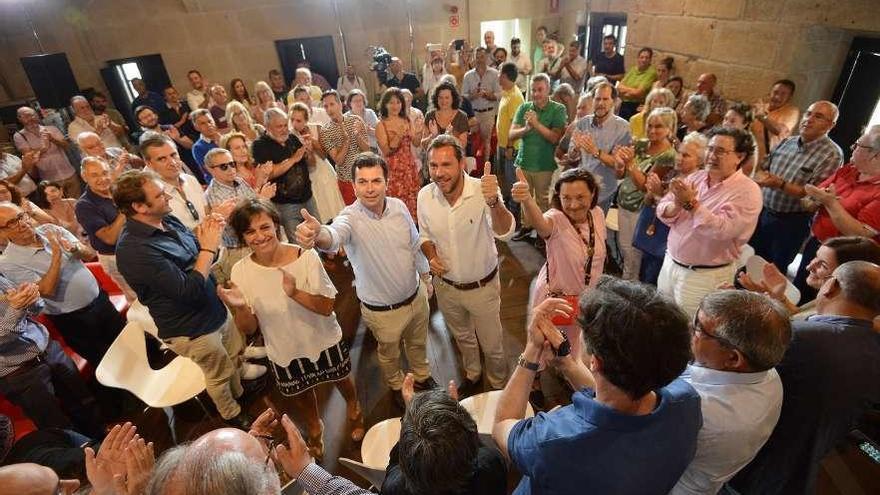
left=307, top=419, right=325, bottom=460
left=348, top=403, right=365, bottom=442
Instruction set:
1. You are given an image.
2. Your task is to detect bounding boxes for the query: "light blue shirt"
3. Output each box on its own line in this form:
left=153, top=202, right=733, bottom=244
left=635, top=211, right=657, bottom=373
left=0, top=224, right=99, bottom=315
left=322, top=197, right=429, bottom=306
left=571, top=114, right=632, bottom=207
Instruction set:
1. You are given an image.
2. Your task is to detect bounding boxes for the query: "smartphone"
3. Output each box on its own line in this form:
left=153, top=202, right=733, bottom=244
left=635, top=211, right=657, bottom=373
left=453, top=39, right=465, bottom=51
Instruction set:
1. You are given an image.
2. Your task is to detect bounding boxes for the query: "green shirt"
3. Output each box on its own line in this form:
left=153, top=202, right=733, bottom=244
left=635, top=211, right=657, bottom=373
left=617, top=147, right=676, bottom=211
left=620, top=65, right=658, bottom=103
left=513, top=100, right=568, bottom=172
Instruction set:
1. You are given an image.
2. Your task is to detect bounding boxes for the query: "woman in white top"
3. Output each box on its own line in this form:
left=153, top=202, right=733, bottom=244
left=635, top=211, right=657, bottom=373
left=289, top=102, right=345, bottom=222
left=224, top=199, right=364, bottom=458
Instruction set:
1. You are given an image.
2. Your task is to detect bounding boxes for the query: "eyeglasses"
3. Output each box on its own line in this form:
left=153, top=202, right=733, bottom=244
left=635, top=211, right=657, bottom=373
left=184, top=200, right=200, bottom=220
left=0, top=212, right=28, bottom=230
left=851, top=142, right=874, bottom=152
left=692, top=311, right=735, bottom=348
left=706, top=146, right=734, bottom=157
left=253, top=434, right=281, bottom=466
left=210, top=161, right=237, bottom=171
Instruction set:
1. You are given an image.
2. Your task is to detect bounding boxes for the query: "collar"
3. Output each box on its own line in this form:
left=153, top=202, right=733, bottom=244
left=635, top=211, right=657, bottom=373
left=685, top=364, right=770, bottom=386
left=430, top=172, right=474, bottom=204
left=571, top=386, right=669, bottom=432
left=85, top=186, right=113, bottom=201
left=703, top=168, right=744, bottom=188
left=208, top=177, right=242, bottom=191
left=796, top=134, right=828, bottom=152
left=124, top=215, right=181, bottom=237
left=354, top=199, right=388, bottom=219
left=805, top=314, right=875, bottom=328
left=590, top=114, right=611, bottom=128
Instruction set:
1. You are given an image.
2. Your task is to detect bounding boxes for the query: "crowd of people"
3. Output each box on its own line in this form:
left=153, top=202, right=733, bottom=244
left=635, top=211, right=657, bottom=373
left=1, top=25, right=879, bottom=495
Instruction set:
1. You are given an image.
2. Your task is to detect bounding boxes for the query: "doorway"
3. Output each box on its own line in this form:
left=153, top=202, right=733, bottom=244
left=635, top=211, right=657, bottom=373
left=100, top=54, right=171, bottom=129
left=830, top=36, right=880, bottom=160
left=275, top=36, right=339, bottom=91
left=585, top=13, right=628, bottom=63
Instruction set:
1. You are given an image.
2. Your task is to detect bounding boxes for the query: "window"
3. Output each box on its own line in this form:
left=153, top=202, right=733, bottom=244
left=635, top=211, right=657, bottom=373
left=114, top=62, right=143, bottom=105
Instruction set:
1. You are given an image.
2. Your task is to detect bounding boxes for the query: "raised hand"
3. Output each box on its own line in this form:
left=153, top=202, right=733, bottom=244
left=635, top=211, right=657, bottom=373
left=613, top=145, right=635, bottom=166
left=645, top=172, right=664, bottom=196
left=258, top=181, right=277, bottom=200
left=511, top=167, right=531, bottom=203
left=480, top=161, right=499, bottom=205
left=213, top=197, right=237, bottom=220
left=447, top=379, right=459, bottom=401
left=217, top=282, right=248, bottom=309
left=274, top=414, right=313, bottom=478
left=44, top=228, right=64, bottom=256
left=294, top=209, right=321, bottom=249
left=402, top=372, right=416, bottom=407
left=670, top=178, right=697, bottom=206
left=195, top=213, right=226, bottom=252
left=248, top=408, right=279, bottom=439
left=573, top=131, right=598, bottom=156
left=117, top=437, right=155, bottom=495
left=524, top=109, right=538, bottom=127
left=7, top=282, right=40, bottom=309
left=428, top=119, right=440, bottom=137
left=804, top=184, right=837, bottom=206
left=21, top=150, right=39, bottom=171
left=279, top=268, right=298, bottom=298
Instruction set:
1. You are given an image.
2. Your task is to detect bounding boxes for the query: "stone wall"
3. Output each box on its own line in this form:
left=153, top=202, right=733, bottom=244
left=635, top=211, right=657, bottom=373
left=0, top=0, right=878, bottom=111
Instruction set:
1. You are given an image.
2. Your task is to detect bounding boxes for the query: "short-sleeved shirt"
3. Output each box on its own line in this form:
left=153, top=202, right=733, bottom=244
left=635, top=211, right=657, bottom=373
left=559, top=55, right=589, bottom=93
left=75, top=187, right=122, bottom=255
left=252, top=133, right=313, bottom=204
left=424, top=110, right=470, bottom=141
left=385, top=72, right=421, bottom=94
left=811, top=164, right=880, bottom=242
left=751, top=104, right=800, bottom=162
left=513, top=100, right=568, bottom=172
left=0, top=225, right=99, bottom=315
left=617, top=147, right=676, bottom=212
left=620, top=66, right=659, bottom=103
left=592, top=52, right=625, bottom=77
left=319, top=115, right=368, bottom=182
left=68, top=116, right=122, bottom=149
left=508, top=378, right=702, bottom=495
left=204, top=177, right=257, bottom=248
left=0, top=275, right=48, bottom=378
left=462, top=68, right=501, bottom=111
left=13, top=126, right=76, bottom=182
left=0, top=153, right=37, bottom=196
left=762, top=135, right=843, bottom=213
left=572, top=115, right=633, bottom=207
left=496, top=86, right=525, bottom=148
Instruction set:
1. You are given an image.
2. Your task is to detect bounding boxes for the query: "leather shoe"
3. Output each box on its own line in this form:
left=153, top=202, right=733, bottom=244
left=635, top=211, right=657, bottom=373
left=512, top=227, right=534, bottom=242
left=413, top=376, right=439, bottom=391
left=225, top=411, right=253, bottom=431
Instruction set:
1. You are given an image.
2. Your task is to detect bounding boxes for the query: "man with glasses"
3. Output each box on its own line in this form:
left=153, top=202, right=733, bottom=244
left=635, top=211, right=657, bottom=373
left=732, top=260, right=880, bottom=494
left=141, top=132, right=206, bottom=230
left=0, top=203, right=124, bottom=366
left=792, top=126, right=880, bottom=300
left=203, top=147, right=276, bottom=285
left=656, top=127, right=763, bottom=316
left=671, top=290, right=791, bottom=494
left=750, top=100, right=843, bottom=275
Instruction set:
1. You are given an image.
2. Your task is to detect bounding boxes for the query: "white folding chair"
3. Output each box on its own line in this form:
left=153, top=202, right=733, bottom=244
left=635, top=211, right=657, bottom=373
left=348, top=416, right=401, bottom=487
left=460, top=390, right=535, bottom=444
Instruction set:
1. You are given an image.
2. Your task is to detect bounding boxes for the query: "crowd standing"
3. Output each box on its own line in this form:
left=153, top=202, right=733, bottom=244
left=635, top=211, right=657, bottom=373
left=1, top=25, right=879, bottom=495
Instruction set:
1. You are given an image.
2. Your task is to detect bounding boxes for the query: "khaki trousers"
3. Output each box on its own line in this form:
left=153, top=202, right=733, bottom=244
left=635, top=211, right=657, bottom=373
left=162, top=315, right=244, bottom=420
left=360, top=283, right=431, bottom=390
left=433, top=274, right=508, bottom=389
left=520, top=169, right=553, bottom=228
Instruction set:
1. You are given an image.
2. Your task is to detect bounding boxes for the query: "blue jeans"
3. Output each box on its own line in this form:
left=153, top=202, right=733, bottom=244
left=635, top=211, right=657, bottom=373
left=497, top=146, right=520, bottom=226
left=274, top=197, right=318, bottom=242
left=749, top=209, right=813, bottom=273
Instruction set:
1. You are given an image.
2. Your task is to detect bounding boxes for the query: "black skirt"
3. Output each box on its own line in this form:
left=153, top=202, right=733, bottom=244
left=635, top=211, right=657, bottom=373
left=269, top=340, right=352, bottom=396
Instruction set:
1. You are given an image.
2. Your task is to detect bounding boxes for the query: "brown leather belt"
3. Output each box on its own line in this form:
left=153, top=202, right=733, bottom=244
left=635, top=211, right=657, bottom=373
left=441, top=266, right=498, bottom=291
left=362, top=288, right=419, bottom=312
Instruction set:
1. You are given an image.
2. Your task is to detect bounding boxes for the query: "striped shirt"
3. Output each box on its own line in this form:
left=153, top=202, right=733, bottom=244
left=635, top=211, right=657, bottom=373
left=762, top=135, right=842, bottom=213
left=0, top=275, right=48, bottom=378
left=204, top=177, right=257, bottom=248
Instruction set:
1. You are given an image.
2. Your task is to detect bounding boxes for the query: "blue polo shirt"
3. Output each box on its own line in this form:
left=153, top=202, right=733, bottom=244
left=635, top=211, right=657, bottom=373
left=116, top=215, right=226, bottom=339
left=190, top=136, right=215, bottom=182
left=75, top=187, right=122, bottom=255
left=508, top=378, right=702, bottom=495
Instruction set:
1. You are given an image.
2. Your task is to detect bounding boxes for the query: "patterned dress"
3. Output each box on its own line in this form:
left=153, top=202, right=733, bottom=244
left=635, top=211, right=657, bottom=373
left=383, top=131, right=420, bottom=220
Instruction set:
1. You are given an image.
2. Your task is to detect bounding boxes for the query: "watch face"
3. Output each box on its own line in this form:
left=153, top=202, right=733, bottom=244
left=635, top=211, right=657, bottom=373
left=555, top=340, right=571, bottom=357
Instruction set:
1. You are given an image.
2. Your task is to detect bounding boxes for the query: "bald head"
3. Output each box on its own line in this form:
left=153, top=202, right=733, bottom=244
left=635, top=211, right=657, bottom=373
left=696, top=73, right=717, bottom=95
left=0, top=463, right=64, bottom=495
left=77, top=131, right=105, bottom=157
left=16, top=106, right=39, bottom=127
left=191, top=428, right=265, bottom=463
left=71, top=96, right=93, bottom=118
left=800, top=100, right=838, bottom=141
left=833, top=261, right=880, bottom=313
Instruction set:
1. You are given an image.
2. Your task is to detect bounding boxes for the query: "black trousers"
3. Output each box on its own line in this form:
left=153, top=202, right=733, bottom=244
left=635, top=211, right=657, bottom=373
left=46, top=290, right=125, bottom=366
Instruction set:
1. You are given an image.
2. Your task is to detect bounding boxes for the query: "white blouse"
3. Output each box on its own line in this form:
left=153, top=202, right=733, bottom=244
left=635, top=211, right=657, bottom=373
left=231, top=245, right=341, bottom=367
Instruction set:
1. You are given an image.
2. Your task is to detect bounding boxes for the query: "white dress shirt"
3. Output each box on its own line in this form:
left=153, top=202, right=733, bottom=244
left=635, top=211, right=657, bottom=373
left=167, top=173, right=207, bottom=230
left=68, top=116, right=122, bottom=149
left=417, top=173, right=513, bottom=283
left=337, top=75, right=367, bottom=100
left=323, top=198, right=429, bottom=306
left=671, top=364, right=783, bottom=495
left=508, top=51, right=533, bottom=92
left=461, top=67, right=502, bottom=111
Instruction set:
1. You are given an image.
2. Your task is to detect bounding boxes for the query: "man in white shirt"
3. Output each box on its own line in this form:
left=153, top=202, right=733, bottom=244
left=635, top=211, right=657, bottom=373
left=507, top=37, right=532, bottom=93
left=462, top=48, right=502, bottom=165
left=556, top=40, right=588, bottom=94
left=296, top=153, right=437, bottom=405
left=186, top=69, right=210, bottom=110
left=418, top=135, right=515, bottom=392
left=67, top=96, right=124, bottom=149
left=337, top=64, right=368, bottom=101
left=140, top=132, right=206, bottom=230
left=0, top=150, right=37, bottom=197
left=671, top=290, right=791, bottom=494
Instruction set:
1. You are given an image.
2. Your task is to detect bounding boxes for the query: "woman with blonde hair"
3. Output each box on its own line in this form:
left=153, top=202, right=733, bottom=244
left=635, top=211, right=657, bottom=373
left=629, top=87, right=675, bottom=140
left=226, top=100, right=264, bottom=144
left=221, top=132, right=273, bottom=191
left=252, top=80, right=283, bottom=126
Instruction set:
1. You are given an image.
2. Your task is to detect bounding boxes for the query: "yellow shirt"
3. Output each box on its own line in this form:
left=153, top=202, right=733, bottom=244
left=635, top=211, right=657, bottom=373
left=496, top=86, right=525, bottom=148
left=287, top=85, right=324, bottom=107
left=629, top=111, right=647, bottom=140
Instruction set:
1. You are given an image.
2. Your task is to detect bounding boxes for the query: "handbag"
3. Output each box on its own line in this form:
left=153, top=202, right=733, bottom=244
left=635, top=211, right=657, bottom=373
left=547, top=211, right=596, bottom=325
left=632, top=205, right=670, bottom=258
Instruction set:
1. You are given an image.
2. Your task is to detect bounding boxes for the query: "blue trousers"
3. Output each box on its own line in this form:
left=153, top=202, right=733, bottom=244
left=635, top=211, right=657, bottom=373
left=749, top=209, right=813, bottom=273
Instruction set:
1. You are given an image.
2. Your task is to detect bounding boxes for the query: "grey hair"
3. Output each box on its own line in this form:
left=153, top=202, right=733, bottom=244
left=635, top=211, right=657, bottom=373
left=833, top=260, right=880, bottom=313
left=190, top=108, right=212, bottom=125
left=75, top=131, right=102, bottom=147
left=80, top=156, right=110, bottom=173
left=681, top=131, right=709, bottom=163
left=264, top=107, right=288, bottom=125
left=146, top=444, right=189, bottom=495
left=439, top=74, right=457, bottom=86
left=184, top=451, right=280, bottom=495
left=204, top=147, right=232, bottom=167
left=645, top=88, right=675, bottom=111
left=532, top=73, right=551, bottom=88
left=646, top=107, right=678, bottom=133
left=686, top=94, right=711, bottom=122
left=585, top=76, right=610, bottom=95
left=863, top=126, right=880, bottom=152
left=698, top=290, right=792, bottom=371
left=295, top=67, right=312, bottom=79
left=553, top=83, right=576, bottom=99
left=70, top=95, right=89, bottom=106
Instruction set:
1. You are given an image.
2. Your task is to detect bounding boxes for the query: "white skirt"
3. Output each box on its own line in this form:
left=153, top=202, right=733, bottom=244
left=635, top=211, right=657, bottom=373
left=309, top=155, right=345, bottom=223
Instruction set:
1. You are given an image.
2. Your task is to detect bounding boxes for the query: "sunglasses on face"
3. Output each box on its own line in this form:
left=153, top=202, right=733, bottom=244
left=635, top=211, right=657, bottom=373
left=210, top=161, right=237, bottom=172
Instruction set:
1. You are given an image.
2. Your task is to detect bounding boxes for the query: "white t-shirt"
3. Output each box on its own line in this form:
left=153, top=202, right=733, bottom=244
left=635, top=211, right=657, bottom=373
left=231, top=246, right=341, bottom=367
left=0, top=153, right=37, bottom=196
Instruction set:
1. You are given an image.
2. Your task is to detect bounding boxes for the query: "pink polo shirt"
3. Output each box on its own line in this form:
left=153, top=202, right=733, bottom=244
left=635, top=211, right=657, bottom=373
left=657, top=169, right=763, bottom=266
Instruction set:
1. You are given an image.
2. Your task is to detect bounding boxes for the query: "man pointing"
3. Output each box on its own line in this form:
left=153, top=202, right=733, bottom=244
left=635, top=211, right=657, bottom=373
left=417, top=135, right=515, bottom=393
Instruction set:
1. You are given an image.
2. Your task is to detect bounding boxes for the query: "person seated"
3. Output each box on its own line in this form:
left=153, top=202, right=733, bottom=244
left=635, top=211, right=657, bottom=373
left=0, top=277, right=105, bottom=439
left=208, top=84, right=230, bottom=132
left=0, top=179, right=55, bottom=226
left=672, top=290, right=791, bottom=494
left=34, top=180, right=86, bottom=243
left=382, top=373, right=507, bottom=495
left=493, top=276, right=701, bottom=494
left=677, top=94, right=712, bottom=141
left=0, top=149, right=38, bottom=199
left=1, top=426, right=92, bottom=483
left=731, top=260, right=880, bottom=494
left=0, top=462, right=81, bottom=495
left=0, top=203, right=125, bottom=367
left=75, top=131, right=144, bottom=175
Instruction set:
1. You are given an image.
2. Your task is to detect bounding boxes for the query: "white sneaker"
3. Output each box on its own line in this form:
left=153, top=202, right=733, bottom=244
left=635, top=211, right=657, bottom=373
left=241, top=363, right=267, bottom=380
left=242, top=345, right=267, bottom=360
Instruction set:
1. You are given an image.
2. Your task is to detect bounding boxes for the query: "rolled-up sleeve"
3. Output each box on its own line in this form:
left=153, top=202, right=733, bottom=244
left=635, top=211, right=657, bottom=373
left=656, top=191, right=683, bottom=226
left=690, top=187, right=763, bottom=241
left=120, top=244, right=212, bottom=306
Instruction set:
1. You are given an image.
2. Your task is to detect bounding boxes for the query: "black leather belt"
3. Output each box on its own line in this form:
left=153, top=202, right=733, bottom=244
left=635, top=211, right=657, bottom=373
left=474, top=107, right=495, bottom=113
left=441, top=266, right=498, bottom=291
left=672, top=258, right=731, bottom=271
left=362, top=288, right=419, bottom=312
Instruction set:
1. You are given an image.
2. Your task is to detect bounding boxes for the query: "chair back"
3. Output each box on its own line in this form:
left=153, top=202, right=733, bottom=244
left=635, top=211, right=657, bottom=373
left=360, top=417, right=401, bottom=471
left=338, top=457, right=386, bottom=489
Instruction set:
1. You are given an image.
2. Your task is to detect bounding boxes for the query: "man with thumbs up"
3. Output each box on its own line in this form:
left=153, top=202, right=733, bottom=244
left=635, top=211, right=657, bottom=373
left=295, top=153, right=437, bottom=404
left=417, top=135, right=515, bottom=393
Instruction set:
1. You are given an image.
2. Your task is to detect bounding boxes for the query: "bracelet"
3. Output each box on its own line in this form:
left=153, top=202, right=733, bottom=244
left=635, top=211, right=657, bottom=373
left=199, top=248, right=217, bottom=256
left=486, top=198, right=500, bottom=208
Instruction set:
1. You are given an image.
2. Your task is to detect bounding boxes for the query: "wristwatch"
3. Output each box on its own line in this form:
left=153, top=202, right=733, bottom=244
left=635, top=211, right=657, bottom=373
left=517, top=354, right=539, bottom=371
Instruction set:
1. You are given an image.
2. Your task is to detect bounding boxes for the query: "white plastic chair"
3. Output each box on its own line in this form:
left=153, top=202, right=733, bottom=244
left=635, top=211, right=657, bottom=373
left=95, top=322, right=206, bottom=409
left=352, top=416, right=402, bottom=486
left=338, top=457, right=387, bottom=490
left=460, top=390, right=535, bottom=443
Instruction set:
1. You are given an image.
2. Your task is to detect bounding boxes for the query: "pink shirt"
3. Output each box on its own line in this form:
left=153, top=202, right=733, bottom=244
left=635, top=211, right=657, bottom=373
left=13, top=126, right=76, bottom=182
left=657, top=169, right=762, bottom=266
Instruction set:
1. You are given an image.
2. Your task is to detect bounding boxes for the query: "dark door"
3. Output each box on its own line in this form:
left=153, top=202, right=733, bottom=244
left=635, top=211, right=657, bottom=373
left=586, top=13, right=628, bottom=62
left=830, top=37, right=880, bottom=160
left=275, top=36, right=339, bottom=90
left=102, top=54, right=172, bottom=127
